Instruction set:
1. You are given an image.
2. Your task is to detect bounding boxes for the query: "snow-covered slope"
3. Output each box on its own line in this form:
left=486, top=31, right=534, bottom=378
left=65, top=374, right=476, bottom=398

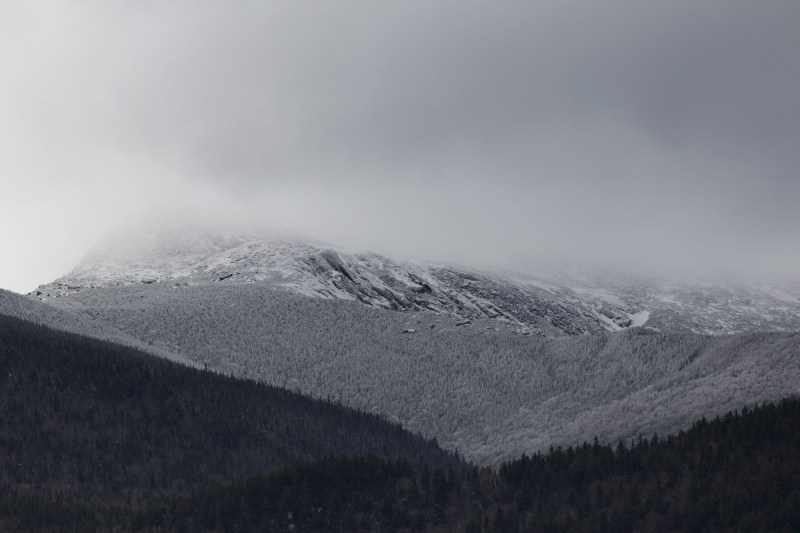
left=20, top=282, right=800, bottom=465
left=20, top=226, right=800, bottom=464
left=32, top=226, right=800, bottom=337
left=0, top=289, right=193, bottom=366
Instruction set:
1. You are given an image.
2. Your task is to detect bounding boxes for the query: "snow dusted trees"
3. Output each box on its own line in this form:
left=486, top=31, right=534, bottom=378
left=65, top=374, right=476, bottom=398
left=42, top=282, right=800, bottom=465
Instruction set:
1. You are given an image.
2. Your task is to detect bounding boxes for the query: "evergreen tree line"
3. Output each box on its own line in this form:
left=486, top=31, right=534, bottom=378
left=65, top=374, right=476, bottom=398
left=0, top=314, right=458, bottom=531
left=137, top=398, right=800, bottom=532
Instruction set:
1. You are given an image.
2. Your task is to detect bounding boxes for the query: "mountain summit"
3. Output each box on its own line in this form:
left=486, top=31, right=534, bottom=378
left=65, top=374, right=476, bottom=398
left=33, top=225, right=800, bottom=337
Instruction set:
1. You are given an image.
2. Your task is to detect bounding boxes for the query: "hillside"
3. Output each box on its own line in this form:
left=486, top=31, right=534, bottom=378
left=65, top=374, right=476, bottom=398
left=32, top=226, right=800, bottom=336
left=0, top=288, right=193, bottom=366
left=23, top=282, right=800, bottom=465
left=20, top=227, right=800, bottom=463
left=0, top=314, right=458, bottom=531
left=136, top=398, right=800, bottom=532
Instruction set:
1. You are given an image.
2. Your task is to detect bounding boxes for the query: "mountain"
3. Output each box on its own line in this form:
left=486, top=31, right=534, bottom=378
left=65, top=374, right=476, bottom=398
left=23, top=226, right=800, bottom=464
left=0, top=314, right=458, bottom=531
left=32, top=225, right=800, bottom=337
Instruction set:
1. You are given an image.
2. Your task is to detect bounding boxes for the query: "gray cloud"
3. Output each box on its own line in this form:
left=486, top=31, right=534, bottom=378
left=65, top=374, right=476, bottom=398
left=1, top=0, right=799, bottom=291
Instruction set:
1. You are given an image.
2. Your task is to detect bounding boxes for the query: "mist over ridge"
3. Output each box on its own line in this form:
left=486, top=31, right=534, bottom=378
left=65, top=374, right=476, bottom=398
left=2, top=0, right=799, bottom=292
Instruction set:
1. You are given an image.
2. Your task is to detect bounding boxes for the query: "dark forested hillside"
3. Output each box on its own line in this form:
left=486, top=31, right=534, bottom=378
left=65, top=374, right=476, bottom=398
left=138, top=399, right=800, bottom=532
left=0, top=314, right=458, bottom=531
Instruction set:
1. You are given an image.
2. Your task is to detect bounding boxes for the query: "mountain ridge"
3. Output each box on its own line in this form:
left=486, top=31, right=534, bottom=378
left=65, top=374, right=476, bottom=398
left=31, top=226, right=800, bottom=337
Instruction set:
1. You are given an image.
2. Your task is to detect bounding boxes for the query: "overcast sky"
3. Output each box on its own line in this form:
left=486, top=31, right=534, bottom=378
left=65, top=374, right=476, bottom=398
left=1, top=1, right=799, bottom=292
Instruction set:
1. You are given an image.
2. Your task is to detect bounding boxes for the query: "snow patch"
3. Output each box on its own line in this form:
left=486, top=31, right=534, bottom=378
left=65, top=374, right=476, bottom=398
left=629, top=310, right=650, bottom=328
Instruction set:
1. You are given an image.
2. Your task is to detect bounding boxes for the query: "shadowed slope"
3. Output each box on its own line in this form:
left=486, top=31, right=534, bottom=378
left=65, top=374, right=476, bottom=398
left=0, top=314, right=458, bottom=530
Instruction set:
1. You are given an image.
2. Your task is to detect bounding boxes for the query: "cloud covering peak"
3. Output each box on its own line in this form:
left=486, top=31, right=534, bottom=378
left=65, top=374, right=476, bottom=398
left=1, top=0, right=799, bottom=291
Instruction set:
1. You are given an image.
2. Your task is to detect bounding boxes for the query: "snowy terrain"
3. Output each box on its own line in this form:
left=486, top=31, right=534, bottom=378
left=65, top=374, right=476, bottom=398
left=32, top=226, right=800, bottom=337
left=0, top=289, right=195, bottom=366
left=17, top=282, right=800, bottom=465
left=11, top=226, right=799, bottom=464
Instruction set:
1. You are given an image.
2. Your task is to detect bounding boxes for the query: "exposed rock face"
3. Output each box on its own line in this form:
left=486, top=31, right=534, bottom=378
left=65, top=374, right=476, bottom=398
left=31, top=226, right=800, bottom=337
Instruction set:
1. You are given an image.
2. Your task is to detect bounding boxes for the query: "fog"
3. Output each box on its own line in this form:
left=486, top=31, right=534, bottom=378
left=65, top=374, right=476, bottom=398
left=2, top=1, right=799, bottom=292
